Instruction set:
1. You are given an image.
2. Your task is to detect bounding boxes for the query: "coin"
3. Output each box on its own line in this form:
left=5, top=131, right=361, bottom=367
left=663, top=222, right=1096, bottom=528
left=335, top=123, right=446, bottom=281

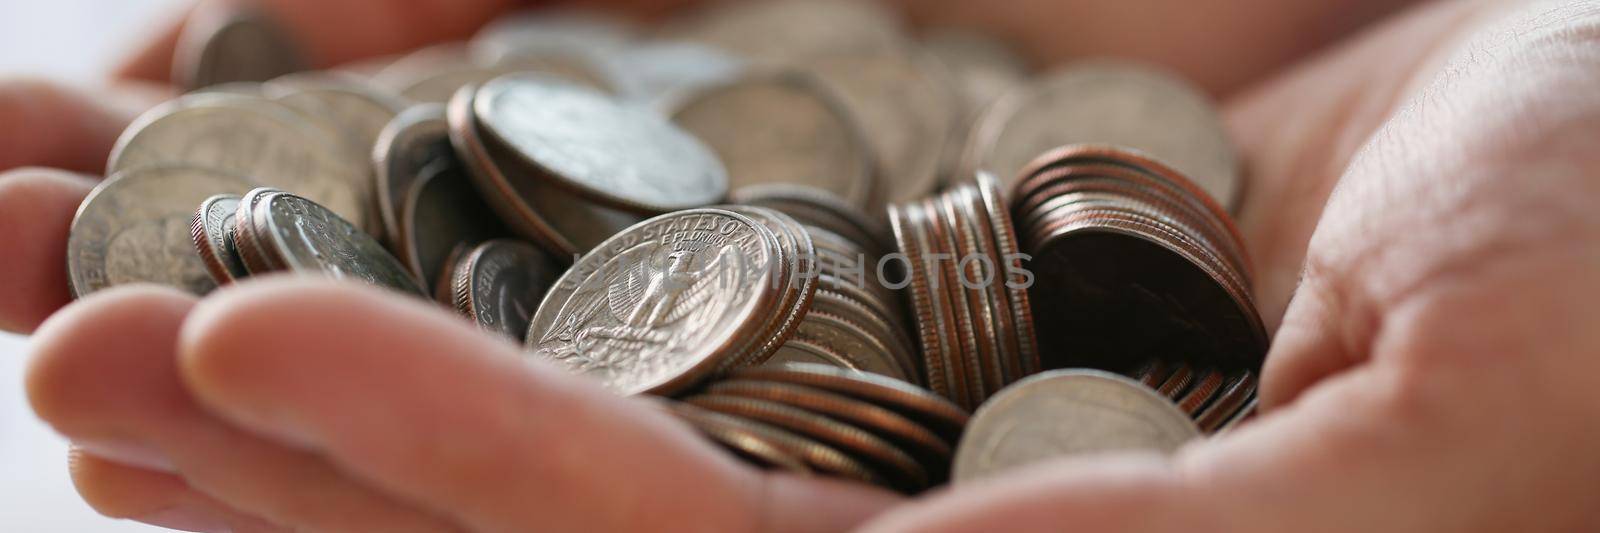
left=232, top=190, right=425, bottom=296
left=526, top=209, right=784, bottom=396
left=449, top=240, right=557, bottom=342
left=801, top=51, right=959, bottom=208
left=474, top=73, right=728, bottom=213
left=707, top=380, right=952, bottom=472
left=1177, top=368, right=1225, bottom=415
left=729, top=363, right=969, bottom=442
left=658, top=0, right=906, bottom=65
left=601, top=41, right=745, bottom=103
left=473, top=8, right=634, bottom=64
left=685, top=394, right=928, bottom=492
left=952, top=369, right=1200, bottom=482
left=667, top=401, right=878, bottom=484
left=920, top=29, right=1028, bottom=124
left=668, top=72, right=875, bottom=209
left=190, top=194, right=250, bottom=284
left=968, top=61, right=1241, bottom=210
left=1196, top=371, right=1257, bottom=433
left=663, top=400, right=810, bottom=473
left=1156, top=363, right=1195, bottom=399
left=266, top=73, right=407, bottom=153
left=68, top=167, right=255, bottom=298
left=374, top=104, right=455, bottom=248
left=400, top=160, right=506, bottom=294
left=790, top=312, right=908, bottom=381
left=108, top=93, right=370, bottom=233
left=732, top=183, right=894, bottom=256
left=174, top=5, right=304, bottom=90
left=717, top=206, right=814, bottom=370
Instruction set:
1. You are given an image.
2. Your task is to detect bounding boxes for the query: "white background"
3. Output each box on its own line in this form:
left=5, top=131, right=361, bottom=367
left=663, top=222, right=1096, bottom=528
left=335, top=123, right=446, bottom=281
left=1, top=0, right=187, bottom=530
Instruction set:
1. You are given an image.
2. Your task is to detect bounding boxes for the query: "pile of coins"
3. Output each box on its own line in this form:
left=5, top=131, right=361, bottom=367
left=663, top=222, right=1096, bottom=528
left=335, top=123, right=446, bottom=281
left=669, top=363, right=967, bottom=493
left=60, top=0, right=1278, bottom=498
left=1010, top=144, right=1267, bottom=381
left=887, top=174, right=1039, bottom=410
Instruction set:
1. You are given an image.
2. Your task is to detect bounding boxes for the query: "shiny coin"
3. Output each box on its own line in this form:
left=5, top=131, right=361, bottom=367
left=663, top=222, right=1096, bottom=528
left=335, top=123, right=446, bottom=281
left=68, top=167, right=255, bottom=298
left=968, top=61, right=1241, bottom=210
left=232, top=190, right=424, bottom=295
left=526, top=209, right=783, bottom=396
left=475, top=73, right=728, bottom=213
left=730, top=363, right=969, bottom=441
left=450, top=240, right=557, bottom=342
left=952, top=369, right=1200, bottom=482
left=108, top=93, right=370, bottom=232
left=190, top=194, right=250, bottom=284
left=669, top=72, right=874, bottom=209
left=174, top=5, right=304, bottom=90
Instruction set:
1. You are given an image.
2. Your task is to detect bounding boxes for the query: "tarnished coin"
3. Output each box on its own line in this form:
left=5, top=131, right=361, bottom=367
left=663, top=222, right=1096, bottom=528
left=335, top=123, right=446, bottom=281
left=526, top=209, right=783, bottom=396
left=659, top=0, right=906, bottom=65
left=108, top=93, right=370, bottom=232
left=669, top=72, right=874, bottom=209
left=474, top=73, right=728, bottom=213
left=450, top=240, right=557, bottom=342
left=730, top=363, right=969, bottom=441
left=374, top=104, right=455, bottom=248
left=952, top=370, right=1201, bottom=482
left=968, top=61, right=1241, bottom=209
left=662, top=400, right=810, bottom=473
left=174, top=5, right=304, bottom=90
left=400, top=161, right=506, bottom=293
left=667, top=402, right=878, bottom=484
left=190, top=194, right=250, bottom=284
left=802, top=51, right=959, bottom=207
left=1196, top=371, right=1257, bottom=433
left=233, top=190, right=425, bottom=295
left=685, top=394, right=929, bottom=492
left=68, top=167, right=254, bottom=298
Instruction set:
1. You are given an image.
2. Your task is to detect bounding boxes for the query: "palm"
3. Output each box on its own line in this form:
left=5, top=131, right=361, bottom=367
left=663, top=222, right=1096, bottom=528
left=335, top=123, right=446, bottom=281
left=7, top=0, right=1600, bottom=531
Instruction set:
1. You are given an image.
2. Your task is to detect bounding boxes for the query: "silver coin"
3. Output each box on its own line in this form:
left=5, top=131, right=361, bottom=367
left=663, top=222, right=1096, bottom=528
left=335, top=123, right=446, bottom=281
left=191, top=194, right=250, bottom=284
left=952, top=369, right=1201, bottom=482
left=374, top=104, right=454, bottom=249
left=658, top=0, right=907, bottom=65
left=966, top=61, right=1241, bottom=210
left=526, top=209, right=783, bottom=395
left=68, top=166, right=254, bottom=298
left=449, top=240, right=558, bottom=342
left=400, top=160, right=505, bottom=294
left=243, top=191, right=424, bottom=295
left=266, top=73, right=407, bottom=152
left=107, top=93, right=371, bottom=232
left=173, top=5, right=304, bottom=90
left=802, top=51, right=960, bottom=207
left=668, top=72, right=874, bottom=209
left=475, top=73, right=728, bottom=213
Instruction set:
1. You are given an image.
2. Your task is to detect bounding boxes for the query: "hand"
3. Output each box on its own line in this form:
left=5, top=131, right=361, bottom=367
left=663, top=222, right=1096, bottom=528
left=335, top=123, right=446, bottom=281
left=864, top=0, right=1600, bottom=531
left=14, top=0, right=1581, bottom=531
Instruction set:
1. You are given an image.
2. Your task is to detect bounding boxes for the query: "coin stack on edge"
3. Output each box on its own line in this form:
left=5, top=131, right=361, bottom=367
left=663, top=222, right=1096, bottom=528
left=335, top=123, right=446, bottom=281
left=672, top=363, right=968, bottom=493
left=1010, top=143, right=1266, bottom=427
left=888, top=173, right=1040, bottom=411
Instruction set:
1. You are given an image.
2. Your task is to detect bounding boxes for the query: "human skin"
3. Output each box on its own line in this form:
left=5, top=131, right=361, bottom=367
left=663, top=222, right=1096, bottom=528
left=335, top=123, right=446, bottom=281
left=8, top=0, right=1600, bottom=531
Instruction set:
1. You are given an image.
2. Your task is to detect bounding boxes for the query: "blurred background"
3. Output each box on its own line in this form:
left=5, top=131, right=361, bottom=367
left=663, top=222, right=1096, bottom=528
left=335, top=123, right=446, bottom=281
left=1, top=1, right=184, bottom=530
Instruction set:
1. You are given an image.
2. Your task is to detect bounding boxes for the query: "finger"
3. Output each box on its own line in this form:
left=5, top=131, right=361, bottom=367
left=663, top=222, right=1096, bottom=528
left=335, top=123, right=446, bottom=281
left=0, top=79, right=165, bottom=173
left=26, top=285, right=466, bottom=532
left=0, top=168, right=95, bottom=334
left=179, top=278, right=899, bottom=532
left=70, top=448, right=288, bottom=533
left=117, top=0, right=522, bottom=83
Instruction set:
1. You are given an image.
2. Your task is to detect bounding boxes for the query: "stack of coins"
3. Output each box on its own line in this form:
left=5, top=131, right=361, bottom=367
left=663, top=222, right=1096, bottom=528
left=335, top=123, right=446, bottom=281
left=445, top=240, right=561, bottom=342
left=731, top=183, right=895, bottom=257
left=888, top=173, right=1040, bottom=410
left=668, top=363, right=968, bottom=493
left=447, top=73, right=728, bottom=258
left=195, top=188, right=425, bottom=296
left=1130, top=357, right=1258, bottom=433
left=1009, top=144, right=1267, bottom=392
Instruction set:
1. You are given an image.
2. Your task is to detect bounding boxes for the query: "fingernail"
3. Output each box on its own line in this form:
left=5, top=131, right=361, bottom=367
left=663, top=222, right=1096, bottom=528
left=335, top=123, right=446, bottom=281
left=136, top=505, right=232, bottom=533
left=74, top=438, right=176, bottom=473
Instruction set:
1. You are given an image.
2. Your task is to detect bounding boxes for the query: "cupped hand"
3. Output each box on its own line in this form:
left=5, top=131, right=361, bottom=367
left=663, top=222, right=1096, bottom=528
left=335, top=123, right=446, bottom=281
left=11, top=0, right=1599, bottom=531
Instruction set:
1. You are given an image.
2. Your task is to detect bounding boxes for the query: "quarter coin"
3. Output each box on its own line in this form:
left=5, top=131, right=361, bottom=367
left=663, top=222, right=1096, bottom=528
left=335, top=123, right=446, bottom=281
left=952, top=369, right=1200, bottom=482
left=190, top=194, right=250, bottom=284
left=68, top=166, right=255, bottom=297
left=234, top=190, right=425, bottom=295
left=450, top=240, right=558, bottom=342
